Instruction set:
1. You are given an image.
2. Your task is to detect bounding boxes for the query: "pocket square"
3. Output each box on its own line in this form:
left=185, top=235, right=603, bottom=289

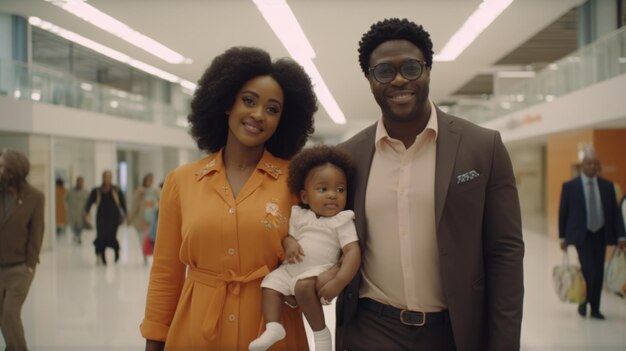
left=456, top=170, right=480, bottom=184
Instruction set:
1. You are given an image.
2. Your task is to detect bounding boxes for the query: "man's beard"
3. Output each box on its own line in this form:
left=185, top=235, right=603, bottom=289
left=0, top=176, right=15, bottom=191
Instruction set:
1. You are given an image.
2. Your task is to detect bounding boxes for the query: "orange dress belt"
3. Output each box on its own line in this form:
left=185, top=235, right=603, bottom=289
left=187, top=265, right=270, bottom=341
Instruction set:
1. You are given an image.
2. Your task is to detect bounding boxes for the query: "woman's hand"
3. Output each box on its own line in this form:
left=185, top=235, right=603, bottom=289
left=283, top=236, right=305, bottom=264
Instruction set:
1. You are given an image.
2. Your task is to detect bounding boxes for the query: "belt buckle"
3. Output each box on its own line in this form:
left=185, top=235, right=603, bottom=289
left=400, top=309, right=426, bottom=326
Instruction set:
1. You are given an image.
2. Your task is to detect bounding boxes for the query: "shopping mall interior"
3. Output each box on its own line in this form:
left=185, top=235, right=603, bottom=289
left=1, top=0, right=626, bottom=349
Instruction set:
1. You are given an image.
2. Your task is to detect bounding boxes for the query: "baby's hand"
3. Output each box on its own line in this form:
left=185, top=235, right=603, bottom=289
left=284, top=240, right=305, bottom=264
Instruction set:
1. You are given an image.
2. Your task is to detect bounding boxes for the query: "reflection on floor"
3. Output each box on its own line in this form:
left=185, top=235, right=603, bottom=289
left=3, top=225, right=626, bottom=350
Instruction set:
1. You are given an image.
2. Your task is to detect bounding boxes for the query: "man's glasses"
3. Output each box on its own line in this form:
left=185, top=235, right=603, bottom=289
left=368, top=59, right=426, bottom=84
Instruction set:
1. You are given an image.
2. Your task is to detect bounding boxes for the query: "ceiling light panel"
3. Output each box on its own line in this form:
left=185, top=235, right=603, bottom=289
left=44, top=0, right=191, bottom=64
left=253, top=0, right=346, bottom=125
left=29, top=17, right=197, bottom=91
left=435, top=0, right=514, bottom=62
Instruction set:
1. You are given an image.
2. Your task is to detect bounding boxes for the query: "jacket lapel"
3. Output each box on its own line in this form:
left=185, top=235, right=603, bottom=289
left=0, top=192, right=6, bottom=225
left=434, top=112, right=461, bottom=230
left=352, top=126, right=376, bottom=247
left=1, top=191, right=19, bottom=226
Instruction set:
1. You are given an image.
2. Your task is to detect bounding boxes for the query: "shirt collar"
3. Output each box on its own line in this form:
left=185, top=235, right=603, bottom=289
left=581, top=173, right=597, bottom=184
left=195, top=148, right=284, bottom=181
left=374, top=100, right=439, bottom=146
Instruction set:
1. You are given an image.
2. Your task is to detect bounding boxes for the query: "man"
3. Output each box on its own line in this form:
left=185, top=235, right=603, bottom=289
left=0, top=148, right=44, bottom=350
left=559, top=153, right=625, bottom=319
left=85, top=170, right=127, bottom=265
left=65, top=176, right=89, bottom=244
left=337, top=18, right=524, bottom=350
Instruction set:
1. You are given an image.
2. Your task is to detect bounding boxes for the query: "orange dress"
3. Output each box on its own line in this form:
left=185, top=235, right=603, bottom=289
left=140, top=149, right=309, bottom=350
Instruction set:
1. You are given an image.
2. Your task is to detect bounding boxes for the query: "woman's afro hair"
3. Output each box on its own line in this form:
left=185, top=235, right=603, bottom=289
left=188, top=46, right=317, bottom=160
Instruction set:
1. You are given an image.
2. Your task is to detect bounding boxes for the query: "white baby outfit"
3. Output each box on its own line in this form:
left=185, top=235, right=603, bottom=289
left=261, top=206, right=358, bottom=295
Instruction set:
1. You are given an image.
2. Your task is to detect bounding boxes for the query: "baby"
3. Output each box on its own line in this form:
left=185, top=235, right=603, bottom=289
left=249, top=145, right=361, bottom=351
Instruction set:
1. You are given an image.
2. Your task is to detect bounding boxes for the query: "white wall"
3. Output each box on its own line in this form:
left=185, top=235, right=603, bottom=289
left=508, top=143, right=546, bottom=234
left=93, top=141, right=116, bottom=187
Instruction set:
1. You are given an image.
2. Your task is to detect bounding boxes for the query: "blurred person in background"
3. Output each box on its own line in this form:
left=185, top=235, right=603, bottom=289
left=559, top=152, right=626, bottom=319
left=55, top=178, right=67, bottom=236
left=147, top=182, right=164, bottom=250
left=65, top=176, right=89, bottom=244
left=129, top=173, right=159, bottom=264
left=0, top=148, right=44, bottom=350
left=85, top=170, right=127, bottom=265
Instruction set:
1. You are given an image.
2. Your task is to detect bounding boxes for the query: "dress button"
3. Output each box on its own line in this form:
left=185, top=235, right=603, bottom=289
left=227, top=248, right=235, bottom=256
left=228, top=314, right=236, bottom=321
left=229, top=208, right=236, bottom=214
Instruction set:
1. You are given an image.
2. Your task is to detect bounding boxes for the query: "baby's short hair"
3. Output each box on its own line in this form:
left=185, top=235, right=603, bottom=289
left=288, top=145, right=353, bottom=195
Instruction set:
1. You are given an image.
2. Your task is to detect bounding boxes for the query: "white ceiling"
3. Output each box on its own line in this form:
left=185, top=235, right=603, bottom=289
left=0, top=0, right=585, bottom=140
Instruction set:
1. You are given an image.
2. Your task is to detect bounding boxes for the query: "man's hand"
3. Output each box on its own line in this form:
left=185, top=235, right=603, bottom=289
left=618, top=240, right=626, bottom=251
left=560, top=241, right=568, bottom=251
left=318, top=278, right=343, bottom=305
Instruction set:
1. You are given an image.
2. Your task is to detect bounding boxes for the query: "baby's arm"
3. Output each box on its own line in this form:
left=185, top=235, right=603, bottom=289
left=318, top=241, right=361, bottom=303
left=282, top=235, right=305, bottom=264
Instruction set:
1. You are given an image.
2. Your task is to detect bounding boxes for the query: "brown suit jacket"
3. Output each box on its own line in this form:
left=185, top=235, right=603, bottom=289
left=0, top=184, right=45, bottom=269
left=337, top=108, right=524, bottom=351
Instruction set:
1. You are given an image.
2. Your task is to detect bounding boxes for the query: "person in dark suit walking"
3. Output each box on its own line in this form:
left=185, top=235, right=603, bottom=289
left=0, top=148, right=45, bottom=350
left=336, top=18, right=524, bottom=351
left=559, top=153, right=625, bottom=319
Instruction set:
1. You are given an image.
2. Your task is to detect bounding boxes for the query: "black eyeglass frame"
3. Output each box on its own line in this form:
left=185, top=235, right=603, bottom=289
left=368, top=59, right=427, bottom=84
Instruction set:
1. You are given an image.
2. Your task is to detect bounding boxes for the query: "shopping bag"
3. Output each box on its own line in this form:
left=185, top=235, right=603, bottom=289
left=606, top=249, right=626, bottom=294
left=553, top=251, right=586, bottom=303
left=142, top=234, right=154, bottom=256
left=567, top=269, right=586, bottom=304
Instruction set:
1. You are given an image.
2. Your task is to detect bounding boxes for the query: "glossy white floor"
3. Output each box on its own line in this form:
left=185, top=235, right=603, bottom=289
left=3, top=224, right=626, bottom=350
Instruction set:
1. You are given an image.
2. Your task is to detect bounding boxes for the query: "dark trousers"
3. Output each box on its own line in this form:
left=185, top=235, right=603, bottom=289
left=340, top=300, right=457, bottom=351
left=576, top=228, right=606, bottom=313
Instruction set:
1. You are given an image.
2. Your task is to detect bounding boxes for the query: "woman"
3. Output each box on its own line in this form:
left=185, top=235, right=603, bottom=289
left=85, top=170, right=127, bottom=265
left=0, top=148, right=44, bottom=350
left=129, top=173, right=159, bottom=263
left=141, top=46, right=317, bottom=350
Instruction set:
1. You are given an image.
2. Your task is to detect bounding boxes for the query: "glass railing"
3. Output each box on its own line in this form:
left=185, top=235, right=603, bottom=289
left=0, top=59, right=190, bottom=128
left=448, top=26, right=626, bottom=124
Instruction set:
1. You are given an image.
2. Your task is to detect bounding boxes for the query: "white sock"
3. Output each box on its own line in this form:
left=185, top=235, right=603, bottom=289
left=249, top=322, right=286, bottom=351
left=313, top=326, right=332, bottom=351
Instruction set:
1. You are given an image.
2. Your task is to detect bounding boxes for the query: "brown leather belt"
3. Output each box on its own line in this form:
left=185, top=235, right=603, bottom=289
left=359, top=298, right=449, bottom=327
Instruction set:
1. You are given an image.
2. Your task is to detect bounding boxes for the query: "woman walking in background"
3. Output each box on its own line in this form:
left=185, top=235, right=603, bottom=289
left=129, top=173, right=159, bottom=264
left=85, top=170, right=127, bottom=265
